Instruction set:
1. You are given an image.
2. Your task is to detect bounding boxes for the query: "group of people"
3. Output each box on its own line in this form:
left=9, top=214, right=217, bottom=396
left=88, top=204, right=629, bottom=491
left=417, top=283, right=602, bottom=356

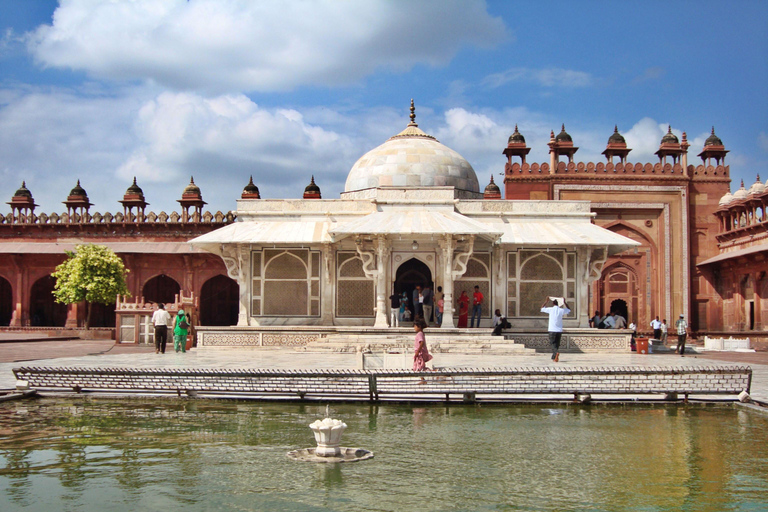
left=391, top=284, right=489, bottom=329
left=589, top=310, right=627, bottom=329
left=150, top=303, right=191, bottom=354
left=390, top=284, right=445, bottom=327
left=409, top=293, right=692, bottom=377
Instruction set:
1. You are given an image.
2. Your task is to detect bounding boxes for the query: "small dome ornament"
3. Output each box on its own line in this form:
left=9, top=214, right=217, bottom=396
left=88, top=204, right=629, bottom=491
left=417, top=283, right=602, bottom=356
left=483, top=175, right=502, bottom=199
left=126, top=176, right=144, bottom=196
left=13, top=181, right=32, bottom=198
left=719, top=190, right=733, bottom=206
left=69, top=179, right=87, bottom=197
left=183, top=176, right=201, bottom=196
left=508, top=125, right=526, bottom=144
left=732, top=179, right=748, bottom=201
left=608, top=125, right=626, bottom=145
left=242, top=175, right=261, bottom=199
left=555, top=124, right=572, bottom=143
left=660, top=126, right=679, bottom=144
left=303, top=175, right=321, bottom=199
left=748, top=174, right=765, bottom=196
left=704, top=127, right=723, bottom=147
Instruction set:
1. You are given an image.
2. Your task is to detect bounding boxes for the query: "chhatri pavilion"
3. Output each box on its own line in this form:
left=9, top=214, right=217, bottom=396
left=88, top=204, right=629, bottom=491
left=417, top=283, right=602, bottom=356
left=191, top=102, right=638, bottom=350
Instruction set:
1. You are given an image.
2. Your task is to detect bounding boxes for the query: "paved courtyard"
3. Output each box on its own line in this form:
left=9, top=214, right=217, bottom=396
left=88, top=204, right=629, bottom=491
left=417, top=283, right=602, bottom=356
left=2, top=335, right=766, bottom=404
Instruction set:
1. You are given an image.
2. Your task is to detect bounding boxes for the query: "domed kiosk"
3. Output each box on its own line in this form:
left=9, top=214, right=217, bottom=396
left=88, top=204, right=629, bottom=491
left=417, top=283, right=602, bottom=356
left=191, top=101, right=638, bottom=353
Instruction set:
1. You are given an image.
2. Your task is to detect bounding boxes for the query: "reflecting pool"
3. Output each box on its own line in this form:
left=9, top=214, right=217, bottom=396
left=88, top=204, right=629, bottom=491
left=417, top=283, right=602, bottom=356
left=1, top=399, right=767, bottom=511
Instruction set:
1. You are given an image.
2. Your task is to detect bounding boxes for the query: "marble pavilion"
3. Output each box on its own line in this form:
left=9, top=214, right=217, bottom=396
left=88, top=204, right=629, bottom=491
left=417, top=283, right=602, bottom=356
left=190, top=103, right=638, bottom=349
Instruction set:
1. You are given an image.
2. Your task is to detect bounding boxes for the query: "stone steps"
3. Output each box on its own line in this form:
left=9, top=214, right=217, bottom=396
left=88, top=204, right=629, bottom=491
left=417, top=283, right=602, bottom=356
left=302, top=333, right=536, bottom=355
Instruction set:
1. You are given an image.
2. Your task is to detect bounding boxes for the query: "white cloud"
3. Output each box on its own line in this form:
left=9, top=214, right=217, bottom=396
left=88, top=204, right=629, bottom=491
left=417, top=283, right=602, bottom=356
left=623, top=118, right=678, bottom=161
left=27, top=0, right=506, bottom=93
left=0, top=87, right=375, bottom=213
left=482, top=67, right=594, bottom=89
left=0, top=87, right=145, bottom=213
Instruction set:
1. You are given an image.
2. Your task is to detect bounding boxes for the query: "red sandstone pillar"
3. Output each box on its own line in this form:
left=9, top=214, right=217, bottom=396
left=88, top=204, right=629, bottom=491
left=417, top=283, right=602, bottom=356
left=65, top=303, right=79, bottom=328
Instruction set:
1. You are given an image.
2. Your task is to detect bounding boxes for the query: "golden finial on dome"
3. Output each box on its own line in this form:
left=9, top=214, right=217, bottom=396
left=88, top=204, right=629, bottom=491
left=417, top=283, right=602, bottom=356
left=409, top=99, right=416, bottom=126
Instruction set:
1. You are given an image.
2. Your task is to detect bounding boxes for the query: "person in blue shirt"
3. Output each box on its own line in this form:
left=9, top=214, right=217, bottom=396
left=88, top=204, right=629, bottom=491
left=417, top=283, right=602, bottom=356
left=540, top=297, right=570, bottom=362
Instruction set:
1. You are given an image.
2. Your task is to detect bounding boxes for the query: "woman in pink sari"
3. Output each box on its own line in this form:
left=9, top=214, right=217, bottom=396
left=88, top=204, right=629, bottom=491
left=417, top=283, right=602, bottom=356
left=413, top=319, right=432, bottom=372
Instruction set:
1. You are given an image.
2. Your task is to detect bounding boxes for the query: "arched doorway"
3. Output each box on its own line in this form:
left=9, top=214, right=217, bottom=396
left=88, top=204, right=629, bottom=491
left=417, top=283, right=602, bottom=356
left=30, top=275, right=67, bottom=327
left=0, top=276, right=11, bottom=326
left=600, top=264, right=639, bottom=324
left=394, top=258, right=433, bottom=318
left=610, top=299, right=628, bottom=323
left=89, top=302, right=116, bottom=328
left=142, top=274, right=181, bottom=305
left=200, top=275, right=239, bottom=326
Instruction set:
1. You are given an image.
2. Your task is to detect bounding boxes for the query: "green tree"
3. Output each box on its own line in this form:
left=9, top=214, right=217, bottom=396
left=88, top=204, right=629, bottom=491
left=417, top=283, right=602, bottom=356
left=52, top=244, right=130, bottom=329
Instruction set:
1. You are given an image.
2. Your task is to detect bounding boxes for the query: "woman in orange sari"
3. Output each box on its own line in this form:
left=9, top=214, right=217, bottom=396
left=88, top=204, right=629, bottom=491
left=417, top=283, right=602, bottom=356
left=457, top=290, right=470, bottom=328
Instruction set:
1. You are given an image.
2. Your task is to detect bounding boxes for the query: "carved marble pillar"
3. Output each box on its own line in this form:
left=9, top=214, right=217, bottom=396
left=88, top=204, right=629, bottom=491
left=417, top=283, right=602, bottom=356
left=221, top=244, right=251, bottom=326
left=438, top=235, right=455, bottom=328
left=492, top=244, right=504, bottom=318
left=320, top=243, right=335, bottom=325
left=373, top=235, right=391, bottom=328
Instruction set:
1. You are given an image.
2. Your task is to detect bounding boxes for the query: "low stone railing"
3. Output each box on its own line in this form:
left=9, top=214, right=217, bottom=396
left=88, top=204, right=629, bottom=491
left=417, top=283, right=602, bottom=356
left=13, top=365, right=752, bottom=402
left=704, top=336, right=751, bottom=351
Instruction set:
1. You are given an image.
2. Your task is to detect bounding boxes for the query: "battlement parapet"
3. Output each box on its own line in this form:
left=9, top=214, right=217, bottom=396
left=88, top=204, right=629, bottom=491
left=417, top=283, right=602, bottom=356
left=505, top=161, right=729, bottom=178
left=0, top=210, right=235, bottom=226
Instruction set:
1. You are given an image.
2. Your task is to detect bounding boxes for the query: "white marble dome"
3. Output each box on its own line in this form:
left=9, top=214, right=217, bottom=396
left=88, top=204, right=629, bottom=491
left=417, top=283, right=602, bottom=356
left=732, top=181, right=748, bottom=201
left=719, top=191, right=733, bottom=206
left=345, top=120, right=479, bottom=194
left=749, top=176, right=765, bottom=196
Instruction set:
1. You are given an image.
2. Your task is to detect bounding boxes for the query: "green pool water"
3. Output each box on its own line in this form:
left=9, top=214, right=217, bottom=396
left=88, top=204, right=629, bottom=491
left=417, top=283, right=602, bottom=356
left=1, top=399, right=767, bottom=511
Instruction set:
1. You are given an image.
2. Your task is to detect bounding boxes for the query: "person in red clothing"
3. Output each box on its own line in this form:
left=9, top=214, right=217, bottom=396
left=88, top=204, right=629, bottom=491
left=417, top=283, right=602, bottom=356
left=471, top=285, right=484, bottom=328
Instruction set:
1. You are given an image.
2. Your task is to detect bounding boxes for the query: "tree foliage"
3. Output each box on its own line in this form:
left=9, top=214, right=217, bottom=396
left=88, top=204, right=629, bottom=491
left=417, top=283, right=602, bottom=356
left=52, top=244, right=130, bottom=327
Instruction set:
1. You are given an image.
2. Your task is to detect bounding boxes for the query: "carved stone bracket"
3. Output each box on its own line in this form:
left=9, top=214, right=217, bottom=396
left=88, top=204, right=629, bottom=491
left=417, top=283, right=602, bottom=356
left=355, top=238, right=377, bottom=280
left=585, top=247, right=609, bottom=283
left=220, top=244, right=240, bottom=281
left=452, top=235, right=475, bottom=280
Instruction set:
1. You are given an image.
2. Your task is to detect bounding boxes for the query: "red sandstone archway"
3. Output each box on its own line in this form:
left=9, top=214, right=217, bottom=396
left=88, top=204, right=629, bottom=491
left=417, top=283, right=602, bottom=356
left=600, top=263, right=639, bottom=325
left=200, top=274, right=238, bottom=326
left=142, top=274, right=181, bottom=305
left=0, top=276, right=11, bottom=326
left=30, top=275, right=67, bottom=327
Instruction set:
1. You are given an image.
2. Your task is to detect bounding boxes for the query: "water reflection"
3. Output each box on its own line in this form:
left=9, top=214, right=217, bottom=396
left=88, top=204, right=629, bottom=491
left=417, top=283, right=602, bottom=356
left=0, top=399, right=766, bottom=511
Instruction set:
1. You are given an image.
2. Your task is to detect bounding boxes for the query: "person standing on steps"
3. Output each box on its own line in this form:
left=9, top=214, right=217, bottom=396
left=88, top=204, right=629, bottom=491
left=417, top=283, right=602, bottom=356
left=661, top=319, right=668, bottom=344
left=173, top=309, right=190, bottom=353
left=675, top=314, right=689, bottom=356
left=457, top=290, right=469, bottom=328
left=412, top=319, right=432, bottom=375
left=435, top=286, right=444, bottom=327
left=650, top=316, right=662, bottom=340
left=471, top=285, right=484, bottom=328
left=151, top=303, right=171, bottom=354
left=413, top=285, right=424, bottom=321
left=541, top=297, right=570, bottom=362
left=389, top=290, right=401, bottom=327
left=422, top=284, right=433, bottom=326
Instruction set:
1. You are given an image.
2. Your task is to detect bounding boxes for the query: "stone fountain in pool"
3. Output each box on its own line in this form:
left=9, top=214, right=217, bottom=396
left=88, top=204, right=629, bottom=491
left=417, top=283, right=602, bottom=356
left=287, top=407, right=373, bottom=463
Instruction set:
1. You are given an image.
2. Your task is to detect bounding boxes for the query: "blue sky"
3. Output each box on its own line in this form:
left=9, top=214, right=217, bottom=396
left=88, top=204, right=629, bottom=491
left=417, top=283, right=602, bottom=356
left=1, top=0, right=766, bottom=214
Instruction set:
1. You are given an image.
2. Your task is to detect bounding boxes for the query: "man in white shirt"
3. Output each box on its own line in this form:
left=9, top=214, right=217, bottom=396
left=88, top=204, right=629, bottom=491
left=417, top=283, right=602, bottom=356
left=541, top=297, right=570, bottom=362
left=151, top=303, right=171, bottom=354
left=650, top=316, right=662, bottom=340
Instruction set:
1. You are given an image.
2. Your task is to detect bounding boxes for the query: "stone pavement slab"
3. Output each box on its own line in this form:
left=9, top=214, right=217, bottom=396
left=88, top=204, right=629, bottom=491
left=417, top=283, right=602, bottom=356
left=1, top=341, right=766, bottom=404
